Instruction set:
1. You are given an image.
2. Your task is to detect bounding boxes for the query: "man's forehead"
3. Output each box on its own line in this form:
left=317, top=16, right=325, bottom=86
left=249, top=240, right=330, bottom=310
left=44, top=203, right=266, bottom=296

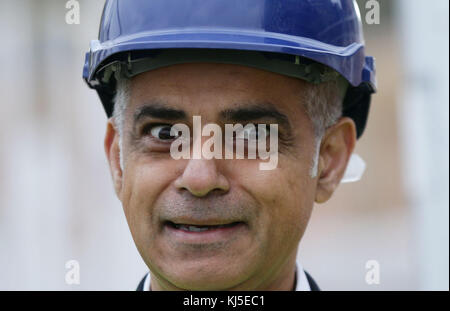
left=128, top=63, right=308, bottom=118
left=130, top=63, right=306, bottom=94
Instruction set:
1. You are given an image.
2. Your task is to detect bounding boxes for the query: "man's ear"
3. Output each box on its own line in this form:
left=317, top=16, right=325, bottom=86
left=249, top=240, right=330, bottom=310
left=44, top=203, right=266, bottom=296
left=315, top=117, right=357, bottom=203
left=104, top=118, right=123, bottom=198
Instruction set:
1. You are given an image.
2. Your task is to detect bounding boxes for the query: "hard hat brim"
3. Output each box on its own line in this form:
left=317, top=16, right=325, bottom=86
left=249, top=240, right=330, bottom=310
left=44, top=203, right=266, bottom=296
left=84, top=30, right=376, bottom=90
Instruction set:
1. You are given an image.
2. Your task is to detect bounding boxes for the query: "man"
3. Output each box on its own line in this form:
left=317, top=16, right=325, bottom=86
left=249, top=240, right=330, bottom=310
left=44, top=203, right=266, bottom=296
left=83, top=0, right=376, bottom=291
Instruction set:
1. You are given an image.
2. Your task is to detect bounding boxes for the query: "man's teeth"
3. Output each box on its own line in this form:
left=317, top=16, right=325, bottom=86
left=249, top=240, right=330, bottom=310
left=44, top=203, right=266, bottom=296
left=173, top=223, right=231, bottom=232
left=182, top=225, right=210, bottom=232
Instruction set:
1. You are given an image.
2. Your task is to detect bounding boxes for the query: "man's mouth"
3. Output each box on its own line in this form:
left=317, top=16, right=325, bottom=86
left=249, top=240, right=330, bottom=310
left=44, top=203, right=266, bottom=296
left=162, top=219, right=248, bottom=244
left=164, top=221, right=243, bottom=233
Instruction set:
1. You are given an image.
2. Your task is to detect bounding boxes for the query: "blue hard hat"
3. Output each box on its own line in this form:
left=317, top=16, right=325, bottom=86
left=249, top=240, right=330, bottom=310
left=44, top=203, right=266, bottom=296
left=83, top=0, right=376, bottom=138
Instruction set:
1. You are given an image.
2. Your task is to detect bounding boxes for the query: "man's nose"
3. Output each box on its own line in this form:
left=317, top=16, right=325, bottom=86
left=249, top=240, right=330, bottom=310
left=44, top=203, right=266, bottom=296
left=174, top=158, right=230, bottom=197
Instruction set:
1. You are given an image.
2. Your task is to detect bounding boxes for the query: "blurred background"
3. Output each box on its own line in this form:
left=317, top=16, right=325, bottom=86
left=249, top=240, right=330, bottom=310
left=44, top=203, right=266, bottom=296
left=0, top=0, right=448, bottom=290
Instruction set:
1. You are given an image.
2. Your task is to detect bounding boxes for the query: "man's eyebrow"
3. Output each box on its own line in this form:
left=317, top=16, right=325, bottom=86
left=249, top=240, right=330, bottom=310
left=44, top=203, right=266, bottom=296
left=133, top=102, right=187, bottom=123
left=220, top=103, right=291, bottom=130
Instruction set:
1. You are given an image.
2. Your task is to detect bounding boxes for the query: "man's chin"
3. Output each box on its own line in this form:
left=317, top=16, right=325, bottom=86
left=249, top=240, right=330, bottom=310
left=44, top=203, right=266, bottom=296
left=161, top=266, right=250, bottom=291
left=151, top=252, right=259, bottom=290
left=145, top=223, right=259, bottom=289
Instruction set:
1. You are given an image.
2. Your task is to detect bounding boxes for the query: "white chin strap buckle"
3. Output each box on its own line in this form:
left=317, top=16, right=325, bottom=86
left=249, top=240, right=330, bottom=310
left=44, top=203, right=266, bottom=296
left=341, top=153, right=366, bottom=183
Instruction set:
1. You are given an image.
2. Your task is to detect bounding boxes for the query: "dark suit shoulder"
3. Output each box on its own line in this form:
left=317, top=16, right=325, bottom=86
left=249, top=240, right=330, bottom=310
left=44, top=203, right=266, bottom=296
left=304, top=270, right=320, bottom=291
left=136, top=274, right=146, bottom=291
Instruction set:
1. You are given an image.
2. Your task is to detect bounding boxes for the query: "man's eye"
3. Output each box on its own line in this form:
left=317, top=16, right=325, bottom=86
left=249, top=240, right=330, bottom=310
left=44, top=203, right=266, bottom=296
left=235, top=125, right=269, bottom=141
left=148, top=125, right=176, bottom=140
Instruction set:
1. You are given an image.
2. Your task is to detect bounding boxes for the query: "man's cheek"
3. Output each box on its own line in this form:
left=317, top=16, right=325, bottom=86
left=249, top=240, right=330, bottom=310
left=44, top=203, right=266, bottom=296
left=257, top=170, right=311, bottom=232
left=120, top=168, right=155, bottom=226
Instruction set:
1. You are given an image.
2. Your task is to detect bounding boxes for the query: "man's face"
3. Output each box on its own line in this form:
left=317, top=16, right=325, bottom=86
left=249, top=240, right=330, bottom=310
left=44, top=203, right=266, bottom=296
left=107, top=63, right=327, bottom=290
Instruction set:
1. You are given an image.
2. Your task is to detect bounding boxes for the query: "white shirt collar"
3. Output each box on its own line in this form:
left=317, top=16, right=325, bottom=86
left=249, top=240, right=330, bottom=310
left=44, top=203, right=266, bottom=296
left=143, top=261, right=311, bottom=291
